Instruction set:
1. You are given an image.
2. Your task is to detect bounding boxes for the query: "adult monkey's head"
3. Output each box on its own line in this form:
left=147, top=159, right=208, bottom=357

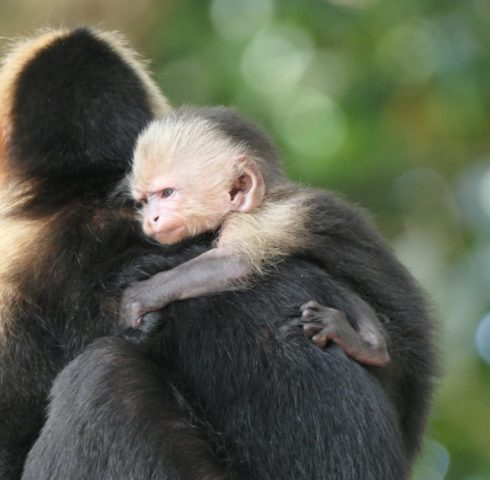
left=0, top=27, right=170, bottom=185
left=0, top=27, right=172, bottom=312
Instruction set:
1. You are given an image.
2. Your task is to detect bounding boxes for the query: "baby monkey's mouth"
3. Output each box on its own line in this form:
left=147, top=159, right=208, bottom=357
left=154, top=225, right=187, bottom=245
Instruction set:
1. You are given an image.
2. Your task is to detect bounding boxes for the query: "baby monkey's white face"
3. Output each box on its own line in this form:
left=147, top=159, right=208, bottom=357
left=132, top=167, right=233, bottom=245
left=130, top=121, right=265, bottom=246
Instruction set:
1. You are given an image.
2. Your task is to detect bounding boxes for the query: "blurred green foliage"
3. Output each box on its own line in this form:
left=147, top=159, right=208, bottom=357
left=1, top=0, right=490, bottom=478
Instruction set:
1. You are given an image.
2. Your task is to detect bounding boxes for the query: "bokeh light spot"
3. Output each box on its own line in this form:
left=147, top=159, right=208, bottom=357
left=303, top=50, right=353, bottom=99
left=478, top=168, right=490, bottom=219
left=457, top=162, right=490, bottom=234
left=241, top=24, right=314, bottom=96
left=376, top=20, right=442, bottom=84
left=273, top=89, right=347, bottom=160
left=210, top=0, right=275, bottom=41
left=475, top=312, right=490, bottom=364
left=412, top=440, right=450, bottom=480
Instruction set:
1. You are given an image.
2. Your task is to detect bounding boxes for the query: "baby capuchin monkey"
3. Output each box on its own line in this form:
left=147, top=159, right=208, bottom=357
left=121, top=107, right=390, bottom=367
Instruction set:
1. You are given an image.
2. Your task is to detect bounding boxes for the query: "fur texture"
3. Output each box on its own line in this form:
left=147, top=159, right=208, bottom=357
left=24, top=258, right=408, bottom=480
left=0, top=27, right=436, bottom=480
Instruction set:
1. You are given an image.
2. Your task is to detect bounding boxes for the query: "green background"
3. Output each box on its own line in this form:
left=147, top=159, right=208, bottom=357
left=1, top=0, right=489, bottom=478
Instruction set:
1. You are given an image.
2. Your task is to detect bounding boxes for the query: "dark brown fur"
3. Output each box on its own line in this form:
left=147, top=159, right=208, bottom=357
left=0, top=28, right=436, bottom=480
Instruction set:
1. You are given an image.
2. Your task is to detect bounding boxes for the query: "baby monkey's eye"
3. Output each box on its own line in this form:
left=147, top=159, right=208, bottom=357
left=161, top=188, right=175, bottom=198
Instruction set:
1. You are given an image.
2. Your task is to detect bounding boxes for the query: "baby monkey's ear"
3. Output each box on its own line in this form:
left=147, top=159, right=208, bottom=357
left=230, top=155, right=265, bottom=212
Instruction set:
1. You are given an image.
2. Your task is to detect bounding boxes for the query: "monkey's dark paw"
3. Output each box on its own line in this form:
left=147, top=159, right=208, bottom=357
left=299, top=301, right=348, bottom=348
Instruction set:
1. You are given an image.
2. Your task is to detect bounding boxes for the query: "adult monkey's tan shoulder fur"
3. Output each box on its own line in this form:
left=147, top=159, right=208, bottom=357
left=0, top=27, right=170, bottom=336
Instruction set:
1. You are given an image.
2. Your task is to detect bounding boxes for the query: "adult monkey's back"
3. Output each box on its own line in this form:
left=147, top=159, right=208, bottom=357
left=0, top=28, right=435, bottom=479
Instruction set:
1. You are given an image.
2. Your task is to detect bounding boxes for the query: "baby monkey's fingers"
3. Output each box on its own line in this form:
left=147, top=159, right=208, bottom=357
left=119, top=301, right=144, bottom=328
left=277, top=302, right=345, bottom=343
left=120, top=281, right=154, bottom=328
left=299, top=300, right=390, bottom=367
left=300, top=302, right=347, bottom=347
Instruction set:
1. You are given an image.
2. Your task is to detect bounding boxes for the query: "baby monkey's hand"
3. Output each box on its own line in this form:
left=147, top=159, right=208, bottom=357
left=120, top=277, right=172, bottom=328
left=280, top=300, right=389, bottom=368
left=120, top=280, right=154, bottom=328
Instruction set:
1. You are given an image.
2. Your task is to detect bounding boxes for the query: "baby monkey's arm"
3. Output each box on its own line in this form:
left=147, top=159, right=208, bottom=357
left=120, top=248, right=390, bottom=367
left=120, top=248, right=251, bottom=326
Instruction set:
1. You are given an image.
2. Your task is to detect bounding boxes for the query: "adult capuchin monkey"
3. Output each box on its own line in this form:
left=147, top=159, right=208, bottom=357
left=121, top=107, right=391, bottom=367
left=0, top=27, right=436, bottom=480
